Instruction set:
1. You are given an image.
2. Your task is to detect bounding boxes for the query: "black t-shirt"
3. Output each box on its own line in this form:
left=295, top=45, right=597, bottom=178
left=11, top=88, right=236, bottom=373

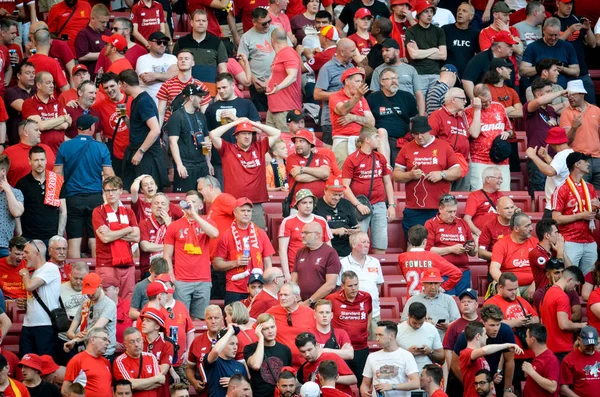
left=556, top=14, right=588, bottom=75
left=442, top=24, right=481, bottom=77
left=27, top=381, right=62, bottom=397
left=204, top=98, right=261, bottom=165
left=167, top=107, right=209, bottom=168
left=367, top=42, right=384, bottom=72
left=366, top=90, right=418, bottom=139
left=339, top=0, right=390, bottom=36
left=243, top=342, right=293, bottom=397
left=129, top=91, right=160, bottom=149
left=404, top=23, right=446, bottom=75
left=15, top=173, right=62, bottom=240
left=314, top=197, right=357, bottom=257
left=462, top=49, right=516, bottom=87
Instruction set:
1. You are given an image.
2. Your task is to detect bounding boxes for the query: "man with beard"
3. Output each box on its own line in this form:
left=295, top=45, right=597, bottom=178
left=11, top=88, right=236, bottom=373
left=5, top=62, right=35, bottom=144
left=0, top=236, right=27, bottom=299
left=276, top=370, right=298, bottom=397
left=58, top=64, right=92, bottom=108
left=102, top=34, right=133, bottom=77
left=473, top=370, right=495, bottom=397
left=47, top=0, right=92, bottom=56
left=244, top=313, right=292, bottom=396
left=64, top=81, right=103, bottom=140
left=560, top=326, right=600, bottom=395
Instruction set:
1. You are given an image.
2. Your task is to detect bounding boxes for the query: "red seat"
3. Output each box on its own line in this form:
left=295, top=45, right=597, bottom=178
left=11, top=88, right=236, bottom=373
left=382, top=275, right=407, bottom=299
left=534, top=191, right=546, bottom=212
left=373, top=254, right=400, bottom=276
left=386, top=220, right=406, bottom=253
left=379, top=297, right=400, bottom=320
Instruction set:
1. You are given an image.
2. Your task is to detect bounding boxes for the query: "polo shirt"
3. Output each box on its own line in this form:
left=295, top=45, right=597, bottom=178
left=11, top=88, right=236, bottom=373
left=55, top=135, right=111, bottom=196
left=74, top=25, right=111, bottom=73
left=65, top=104, right=103, bottom=139
left=463, top=49, right=516, bottom=87
left=5, top=142, right=55, bottom=187
left=428, top=105, right=470, bottom=159
left=21, top=94, right=68, bottom=153
left=187, top=332, right=217, bottom=373
left=47, top=0, right=92, bottom=55
left=401, top=293, right=460, bottom=340
left=522, top=38, right=578, bottom=88
left=559, top=104, right=600, bottom=158
left=173, top=33, right=228, bottom=84
left=131, top=1, right=165, bottom=44
left=64, top=351, right=112, bottom=397
left=314, top=197, right=358, bottom=258
left=15, top=173, right=62, bottom=240
left=0, top=257, right=26, bottom=299
left=315, top=57, right=354, bottom=126
left=425, top=215, right=473, bottom=269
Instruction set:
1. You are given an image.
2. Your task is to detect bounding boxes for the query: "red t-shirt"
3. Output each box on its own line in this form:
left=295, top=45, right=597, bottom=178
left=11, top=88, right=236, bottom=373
left=49, top=39, right=76, bottom=73
left=114, top=352, right=161, bottom=397
left=529, top=245, right=553, bottom=290
left=92, top=205, right=138, bottom=267
left=395, top=138, right=459, bottom=209
left=327, top=290, right=372, bottom=350
left=560, top=349, right=600, bottom=396
left=429, top=390, right=449, bottom=397
left=312, top=327, right=352, bottom=350
left=540, top=285, right=573, bottom=353
left=305, top=46, right=336, bottom=75
left=106, top=58, right=133, bottom=77
left=248, top=289, right=278, bottom=319
left=279, top=214, right=331, bottom=271
left=1, top=378, right=29, bottom=397
left=206, top=193, right=236, bottom=259
left=587, top=289, right=600, bottom=334
left=235, top=0, right=270, bottom=32
left=460, top=347, right=493, bottom=397
left=65, top=351, right=113, bottom=397
left=267, top=46, right=302, bottom=113
left=286, top=152, right=330, bottom=199
left=218, top=139, right=270, bottom=203
left=234, top=327, right=258, bottom=361
left=27, top=54, right=69, bottom=92
left=425, top=215, right=474, bottom=269
left=131, top=1, right=165, bottom=44
left=329, top=90, right=370, bottom=137
left=214, top=224, right=275, bottom=293
left=491, top=236, right=538, bottom=286
left=21, top=95, right=68, bottom=153
left=165, top=300, right=195, bottom=366
left=342, top=150, right=390, bottom=205
left=47, top=0, right=91, bottom=55
left=484, top=295, right=537, bottom=358
left=164, top=216, right=215, bottom=282
left=428, top=106, right=470, bottom=159
left=266, top=304, right=316, bottom=368
left=93, top=93, right=132, bottom=160
left=321, top=387, right=352, bottom=397
left=348, top=33, right=376, bottom=55
left=186, top=0, right=222, bottom=37
left=551, top=180, right=597, bottom=243
left=0, top=257, right=26, bottom=299
left=523, top=348, right=560, bottom=397
left=465, top=103, right=512, bottom=165
left=464, top=190, right=502, bottom=231
left=300, top=352, right=354, bottom=395
left=478, top=217, right=511, bottom=253
left=397, top=249, right=462, bottom=299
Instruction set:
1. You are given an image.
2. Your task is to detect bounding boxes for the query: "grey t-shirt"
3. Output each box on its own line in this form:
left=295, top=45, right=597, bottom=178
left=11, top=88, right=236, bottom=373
left=73, top=294, right=117, bottom=356
left=513, top=21, right=542, bottom=64
left=131, top=278, right=151, bottom=311
left=237, top=26, right=292, bottom=80
left=370, top=62, right=422, bottom=94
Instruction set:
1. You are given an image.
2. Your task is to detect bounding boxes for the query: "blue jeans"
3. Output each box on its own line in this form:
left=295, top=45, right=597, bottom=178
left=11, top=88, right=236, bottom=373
left=444, top=269, right=472, bottom=296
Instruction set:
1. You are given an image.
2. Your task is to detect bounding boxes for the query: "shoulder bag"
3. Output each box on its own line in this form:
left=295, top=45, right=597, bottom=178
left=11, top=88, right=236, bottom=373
left=32, top=291, right=71, bottom=332
left=480, top=189, right=497, bottom=211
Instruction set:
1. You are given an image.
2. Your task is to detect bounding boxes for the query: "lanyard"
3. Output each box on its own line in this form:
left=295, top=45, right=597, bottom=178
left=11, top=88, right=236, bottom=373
left=183, top=110, right=203, bottom=148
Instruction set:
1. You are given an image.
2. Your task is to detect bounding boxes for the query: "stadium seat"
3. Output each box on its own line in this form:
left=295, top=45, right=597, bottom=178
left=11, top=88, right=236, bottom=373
left=379, top=297, right=400, bottom=320
left=382, top=275, right=407, bottom=299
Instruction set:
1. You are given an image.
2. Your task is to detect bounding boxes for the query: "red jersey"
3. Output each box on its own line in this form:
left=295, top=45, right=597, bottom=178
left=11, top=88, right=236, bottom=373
left=0, top=0, right=23, bottom=15
left=234, top=0, right=269, bottom=32
left=464, top=190, right=502, bottom=231
left=117, top=298, right=133, bottom=344
left=465, top=103, right=512, bottom=165
left=5, top=143, right=55, bottom=187
left=21, top=94, right=68, bottom=153
left=329, top=90, right=370, bottom=137
left=65, top=351, right=113, bottom=397
left=478, top=217, right=510, bottom=253
left=188, top=332, right=216, bottom=376
left=2, top=378, right=29, bottom=397
left=214, top=224, right=275, bottom=294
left=138, top=218, right=161, bottom=276
left=206, top=193, right=236, bottom=259
left=164, top=300, right=195, bottom=366
left=342, top=150, right=390, bottom=205
left=460, top=348, right=493, bottom=397
left=267, top=47, right=302, bottom=113
left=156, top=76, right=211, bottom=123
left=395, top=138, right=459, bottom=209
left=305, top=46, right=336, bottom=75
left=523, top=349, right=560, bottom=397
left=491, top=235, right=538, bottom=286
left=248, top=289, right=278, bottom=319
left=397, top=248, right=462, bottom=298
left=321, top=387, right=351, bottom=397
left=551, top=180, right=597, bottom=243
left=587, top=288, right=600, bottom=332
left=560, top=349, right=600, bottom=397
left=47, top=0, right=91, bottom=55
left=529, top=245, right=553, bottom=290
left=312, top=327, right=352, bottom=349
left=186, top=0, right=222, bottom=37
left=131, top=1, right=165, bottom=44
left=286, top=152, right=330, bottom=199
left=0, top=46, right=7, bottom=98
left=540, top=285, right=573, bottom=353
left=484, top=295, right=537, bottom=358
left=348, top=33, right=376, bottom=55
left=428, top=106, right=470, bottom=159
left=114, top=352, right=161, bottom=397
left=27, top=54, right=68, bottom=94
left=144, top=334, right=173, bottom=397
left=164, top=216, right=215, bottom=282
left=93, top=93, right=132, bottom=159
left=279, top=214, right=331, bottom=271
left=92, top=205, right=138, bottom=267
left=0, top=97, right=7, bottom=123
left=266, top=304, right=316, bottom=368
left=327, top=290, right=372, bottom=350
left=300, top=352, right=354, bottom=395
left=0, top=257, right=26, bottom=299
left=218, top=139, right=270, bottom=203
left=425, top=215, right=474, bottom=269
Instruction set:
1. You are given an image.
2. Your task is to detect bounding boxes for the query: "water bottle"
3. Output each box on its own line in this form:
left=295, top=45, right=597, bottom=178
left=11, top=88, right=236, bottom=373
left=95, top=67, right=103, bottom=88
left=243, top=236, right=250, bottom=258
left=179, top=200, right=190, bottom=210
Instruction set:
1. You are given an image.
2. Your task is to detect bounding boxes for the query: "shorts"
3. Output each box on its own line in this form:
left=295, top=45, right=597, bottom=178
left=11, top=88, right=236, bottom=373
left=173, top=165, right=209, bottom=193
left=66, top=193, right=104, bottom=239
left=174, top=280, right=212, bottom=319
left=266, top=111, right=289, bottom=132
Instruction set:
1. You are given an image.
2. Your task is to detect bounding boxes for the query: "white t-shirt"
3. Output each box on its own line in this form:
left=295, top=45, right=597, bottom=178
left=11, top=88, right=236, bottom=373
left=595, top=18, right=600, bottom=34
left=24, top=262, right=61, bottom=327
left=412, top=8, right=455, bottom=27
left=545, top=148, right=574, bottom=210
left=396, top=321, right=443, bottom=372
left=363, top=347, right=419, bottom=397
left=73, top=294, right=117, bottom=356
left=136, top=53, right=178, bottom=106
left=338, top=254, right=385, bottom=317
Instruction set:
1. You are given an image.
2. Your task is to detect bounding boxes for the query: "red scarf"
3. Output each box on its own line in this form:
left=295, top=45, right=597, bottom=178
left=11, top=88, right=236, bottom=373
left=80, top=300, right=92, bottom=330
left=44, top=171, right=63, bottom=207
left=149, top=215, right=167, bottom=261
left=104, top=203, right=133, bottom=266
left=566, top=175, right=595, bottom=231
left=229, top=221, right=263, bottom=281
left=389, top=17, right=407, bottom=58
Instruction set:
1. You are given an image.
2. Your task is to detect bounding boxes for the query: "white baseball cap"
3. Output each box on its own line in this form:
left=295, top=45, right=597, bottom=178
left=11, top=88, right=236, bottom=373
left=566, top=79, right=587, bottom=94
left=300, top=382, right=321, bottom=397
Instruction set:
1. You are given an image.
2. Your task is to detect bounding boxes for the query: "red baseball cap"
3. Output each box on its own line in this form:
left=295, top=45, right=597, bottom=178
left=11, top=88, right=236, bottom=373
left=325, top=175, right=346, bottom=192
left=493, top=31, right=517, bottom=45
left=156, top=274, right=173, bottom=284
left=71, top=64, right=88, bottom=76
left=233, top=122, right=255, bottom=135
left=235, top=197, right=253, bottom=209
left=545, top=127, right=568, bottom=145
left=146, top=281, right=169, bottom=297
left=102, top=33, right=127, bottom=51
left=421, top=268, right=444, bottom=283
left=341, top=67, right=365, bottom=84
left=414, top=0, right=435, bottom=15
left=292, top=129, right=316, bottom=146
left=40, top=355, right=59, bottom=376
left=391, top=0, right=412, bottom=6
left=19, top=354, right=43, bottom=373
left=354, top=8, right=373, bottom=19
left=81, top=273, right=102, bottom=295
left=140, top=307, right=166, bottom=330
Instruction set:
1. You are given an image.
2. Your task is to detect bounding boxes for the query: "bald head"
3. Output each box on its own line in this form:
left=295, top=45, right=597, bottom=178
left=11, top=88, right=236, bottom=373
left=263, top=267, right=283, bottom=284
left=271, top=27, right=287, bottom=42
left=496, top=196, right=516, bottom=221
left=337, top=38, right=356, bottom=54
left=33, top=26, right=50, bottom=46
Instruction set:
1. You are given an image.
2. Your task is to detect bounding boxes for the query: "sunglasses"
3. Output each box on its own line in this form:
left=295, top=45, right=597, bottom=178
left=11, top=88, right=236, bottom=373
left=260, top=19, right=272, bottom=27
left=286, top=312, right=293, bottom=327
left=153, top=40, right=169, bottom=46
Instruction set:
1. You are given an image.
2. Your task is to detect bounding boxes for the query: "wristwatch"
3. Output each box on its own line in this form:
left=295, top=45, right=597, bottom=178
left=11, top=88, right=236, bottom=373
left=441, top=171, right=447, bottom=180
left=139, top=147, right=146, bottom=154
left=504, top=387, right=514, bottom=394
left=392, top=385, right=397, bottom=390
left=307, top=298, right=314, bottom=304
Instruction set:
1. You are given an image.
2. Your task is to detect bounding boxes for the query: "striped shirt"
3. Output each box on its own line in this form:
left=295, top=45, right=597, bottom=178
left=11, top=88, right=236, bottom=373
left=156, top=75, right=211, bottom=123
left=113, top=351, right=161, bottom=397
left=425, top=80, right=449, bottom=116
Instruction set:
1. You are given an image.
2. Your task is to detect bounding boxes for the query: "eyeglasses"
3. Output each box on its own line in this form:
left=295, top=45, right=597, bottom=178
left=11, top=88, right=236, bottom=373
left=286, top=312, right=293, bottom=326
left=104, top=188, right=120, bottom=194
left=454, top=97, right=467, bottom=102
left=260, top=19, right=272, bottom=27
left=153, top=40, right=169, bottom=46
left=93, top=335, right=110, bottom=343
left=28, top=241, right=40, bottom=253
left=440, top=194, right=456, bottom=202
left=474, top=381, right=490, bottom=387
